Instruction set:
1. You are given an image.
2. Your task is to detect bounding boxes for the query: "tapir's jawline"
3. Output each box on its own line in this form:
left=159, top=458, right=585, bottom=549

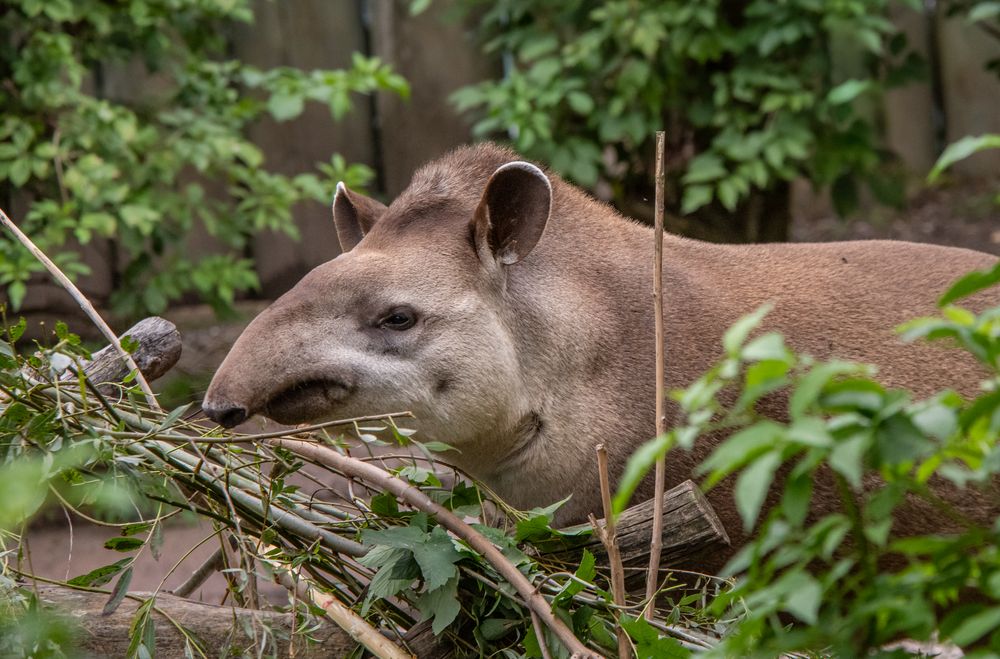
left=261, top=378, right=354, bottom=425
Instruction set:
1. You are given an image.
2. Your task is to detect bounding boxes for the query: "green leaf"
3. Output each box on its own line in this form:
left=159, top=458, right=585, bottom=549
left=968, top=2, right=1000, bottom=22
left=102, top=567, right=133, bottom=616
left=268, top=93, right=305, bottom=121
left=416, top=576, right=461, bottom=635
left=68, top=558, right=131, bottom=587
left=519, top=34, right=559, bottom=61
left=827, top=79, right=872, bottom=105
left=613, top=432, right=673, bottom=513
left=104, top=536, right=145, bottom=552
left=362, top=552, right=420, bottom=614
left=723, top=304, right=773, bottom=355
left=789, top=361, right=860, bottom=418
left=928, top=134, right=1000, bottom=183
left=408, top=0, right=432, bottom=15
left=949, top=605, right=1000, bottom=646
left=8, top=281, right=26, bottom=310
left=782, top=571, right=822, bottom=624
left=829, top=433, right=869, bottom=489
left=681, top=184, right=713, bottom=214
left=938, top=261, right=1000, bottom=306
left=698, top=421, right=784, bottom=485
left=553, top=550, right=596, bottom=606
left=683, top=154, right=727, bottom=184
left=875, top=413, right=933, bottom=466
left=621, top=615, right=691, bottom=658
left=741, top=332, right=787, bottom=362
left=735, top=451, right=782, bottom=531
left=412, top=527, right=461, bottom=590
left=157, top=402, right=193, bottom=431
left=567, top=91, right=594, bottom=115
left=717, top=178, right=739, bottom=211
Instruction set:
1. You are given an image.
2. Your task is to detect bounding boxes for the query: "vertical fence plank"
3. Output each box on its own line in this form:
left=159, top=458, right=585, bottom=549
left=884, top=4, right=937, bottom=177
left=937, top=12, right=1000, bottom=176
left=371, top=1, right=500, bottom=197
left=232, top=0, right=376, bottom=298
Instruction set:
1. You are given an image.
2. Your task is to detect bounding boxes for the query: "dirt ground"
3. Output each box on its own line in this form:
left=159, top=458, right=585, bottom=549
left=22, top=180, right=1000, bottom=611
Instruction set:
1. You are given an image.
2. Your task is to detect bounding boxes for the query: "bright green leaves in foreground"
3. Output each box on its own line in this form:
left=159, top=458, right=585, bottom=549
left=617, top=262, right=1000, bottom=656
left=361, top=519, right=465, bottom=632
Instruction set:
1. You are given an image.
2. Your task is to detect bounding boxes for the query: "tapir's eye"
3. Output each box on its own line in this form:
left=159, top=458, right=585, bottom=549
left=378, top=307, right=416, bottom=331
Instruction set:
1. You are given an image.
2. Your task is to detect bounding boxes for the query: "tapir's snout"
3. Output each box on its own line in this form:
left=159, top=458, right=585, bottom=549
left=202, top=398, right=249, bottom=428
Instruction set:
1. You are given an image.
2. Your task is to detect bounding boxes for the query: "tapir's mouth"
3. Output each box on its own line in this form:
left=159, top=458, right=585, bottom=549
left=262, top=378, right=354, bottom=425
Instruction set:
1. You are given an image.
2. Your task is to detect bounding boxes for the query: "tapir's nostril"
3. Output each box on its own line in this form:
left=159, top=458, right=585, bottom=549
left=204, top=402, right=248, bottom=429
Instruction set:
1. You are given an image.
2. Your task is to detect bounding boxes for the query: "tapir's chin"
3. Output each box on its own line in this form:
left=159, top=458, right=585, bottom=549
left=261, top=379, right=353, bottom=425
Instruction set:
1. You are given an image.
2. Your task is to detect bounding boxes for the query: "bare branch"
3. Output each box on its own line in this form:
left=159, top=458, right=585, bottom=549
left=646, top=130, right=667, bottom=617
left=0, top=205, right=159, bottom=408
left=591, top=444, right=629, bottom=659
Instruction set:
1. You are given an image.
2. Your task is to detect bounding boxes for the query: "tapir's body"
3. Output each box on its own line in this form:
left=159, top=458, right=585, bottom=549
left=205, top=143, right=999, bottom=572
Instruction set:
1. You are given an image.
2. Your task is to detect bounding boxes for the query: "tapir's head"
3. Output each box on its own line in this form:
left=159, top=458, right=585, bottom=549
left=203, top=145, right=552, bottom=449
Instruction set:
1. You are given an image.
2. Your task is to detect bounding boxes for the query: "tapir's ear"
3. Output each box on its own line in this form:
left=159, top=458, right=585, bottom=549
left=472, top=162, right=551, bottom=266
left=332, top=182, right=388, bottom=252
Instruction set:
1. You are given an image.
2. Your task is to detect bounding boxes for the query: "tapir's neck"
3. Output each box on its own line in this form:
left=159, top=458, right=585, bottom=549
left=462, top=188, right=690, bottom=522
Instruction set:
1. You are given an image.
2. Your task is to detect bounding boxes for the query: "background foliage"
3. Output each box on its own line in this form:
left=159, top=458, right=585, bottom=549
left=450, top=0, right=933, bottom=240
left=0, top=0, right=407, bottom=317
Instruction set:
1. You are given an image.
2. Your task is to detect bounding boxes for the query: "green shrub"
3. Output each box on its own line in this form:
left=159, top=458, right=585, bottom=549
left=618, top=262, right=1000, bottom=655
left=449, top=0, right=925, bottom=240
left=0, top=1, right=407, bottom=317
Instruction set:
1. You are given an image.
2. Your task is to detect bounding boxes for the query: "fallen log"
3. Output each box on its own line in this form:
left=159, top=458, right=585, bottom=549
left=548, top=480, right=730, bottom=580
left=32, top=584, right=354, bottom=658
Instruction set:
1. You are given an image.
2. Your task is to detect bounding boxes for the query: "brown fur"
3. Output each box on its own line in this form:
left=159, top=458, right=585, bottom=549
left=205, top=143, right=1000, bottom=573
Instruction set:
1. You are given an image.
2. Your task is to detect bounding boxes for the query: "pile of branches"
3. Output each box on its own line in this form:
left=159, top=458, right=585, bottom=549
left=0, top=316, right=728, bottom=658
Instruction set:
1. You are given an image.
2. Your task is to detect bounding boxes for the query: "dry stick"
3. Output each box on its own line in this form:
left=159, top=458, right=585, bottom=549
left=588, top=444, right=629, bottom=659
left=170, top=546, right=225, bottom=598
left=0, top=205, right=159, bottom=408
left=269, top=438, right=595, bottom=658
left=645, top=130, right=667, bottom=618
left=530, top=610, right=555, bottom=659
left=275, top=569, right=413, bottom=659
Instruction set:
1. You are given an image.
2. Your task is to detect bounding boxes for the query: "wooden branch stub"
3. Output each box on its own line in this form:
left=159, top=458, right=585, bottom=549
left=32, top=584, right=352, bottom=658
left=550, top=480, right=729, bottom=575
left=76, top=316, right=182, bottom=390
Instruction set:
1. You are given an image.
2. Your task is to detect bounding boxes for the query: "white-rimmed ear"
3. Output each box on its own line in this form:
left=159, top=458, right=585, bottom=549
left=472, top=161, right=551, bottom=266
left=332, top=182, right=388, bottom=252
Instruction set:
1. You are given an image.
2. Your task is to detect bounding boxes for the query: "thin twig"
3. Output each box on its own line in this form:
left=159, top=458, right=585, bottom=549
left=136, top=411, right=414, bottom=442
left=530, top=610, right=555, bottom=659
left=269, top=438, right=594, bottom=658
left=0, top=205, right=159, bottom=408
left=171, top=546, right=225, bottom=598
left=590, top=444, right=629, bottom=659
left=645, top=130, right=667, bottom=618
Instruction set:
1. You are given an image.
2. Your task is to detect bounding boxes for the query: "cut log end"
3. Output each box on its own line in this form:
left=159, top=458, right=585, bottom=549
left=77, top=316, right=182, bottom=390
left=549, top=480, right=730, bottom=584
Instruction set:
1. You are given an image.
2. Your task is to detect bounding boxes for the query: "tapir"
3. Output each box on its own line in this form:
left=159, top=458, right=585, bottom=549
left=204, top=142, right=999, bottom=571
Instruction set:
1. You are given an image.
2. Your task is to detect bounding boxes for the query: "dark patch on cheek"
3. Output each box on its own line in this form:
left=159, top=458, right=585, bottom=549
left=527, top=411, right=543, bottom=436
left=435, top=377, right=452, bottom=394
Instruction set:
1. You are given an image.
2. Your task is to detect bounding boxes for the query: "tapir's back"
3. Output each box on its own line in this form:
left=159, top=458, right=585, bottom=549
left=665, top=238, right=997, bottom=399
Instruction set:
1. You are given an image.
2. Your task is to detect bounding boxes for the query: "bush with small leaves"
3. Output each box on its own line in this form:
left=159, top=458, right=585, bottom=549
left=0, top=1, right=408, bottom=317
